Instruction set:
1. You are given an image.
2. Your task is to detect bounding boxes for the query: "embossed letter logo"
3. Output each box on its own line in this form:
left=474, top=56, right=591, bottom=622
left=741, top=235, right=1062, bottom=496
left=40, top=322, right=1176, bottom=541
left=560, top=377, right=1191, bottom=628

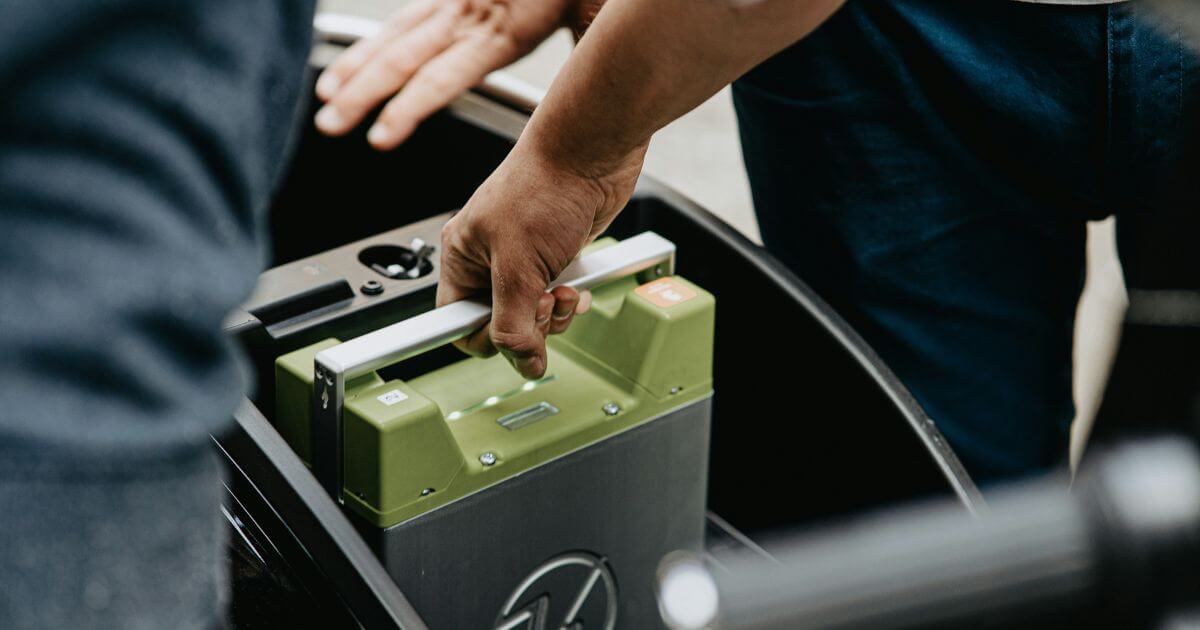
left=495, top=552, right=618, bottom=630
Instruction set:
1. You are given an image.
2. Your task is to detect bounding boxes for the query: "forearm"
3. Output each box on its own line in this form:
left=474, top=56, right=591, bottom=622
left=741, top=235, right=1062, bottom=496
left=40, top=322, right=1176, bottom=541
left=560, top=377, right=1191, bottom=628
left=527, top=0, right=846, bottom=172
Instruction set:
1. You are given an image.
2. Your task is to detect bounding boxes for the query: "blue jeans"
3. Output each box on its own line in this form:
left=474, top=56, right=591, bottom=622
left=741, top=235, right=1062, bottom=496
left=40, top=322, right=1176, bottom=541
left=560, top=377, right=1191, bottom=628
left=734, top=0, right=1200, bottom=481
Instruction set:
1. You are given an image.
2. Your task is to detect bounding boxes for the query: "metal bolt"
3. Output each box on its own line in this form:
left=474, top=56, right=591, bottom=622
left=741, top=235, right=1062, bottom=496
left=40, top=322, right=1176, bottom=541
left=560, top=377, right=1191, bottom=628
left=602, top=402, right=621, bottom=416
left=411, top=237, right=436, bottom=260
left=360, top=280, right=384, bottom=296
left=479, top=452, right=497, bottom=466
left=420, top=488, right=434, bottom=497
left=670, top=386, right=682, bottom=395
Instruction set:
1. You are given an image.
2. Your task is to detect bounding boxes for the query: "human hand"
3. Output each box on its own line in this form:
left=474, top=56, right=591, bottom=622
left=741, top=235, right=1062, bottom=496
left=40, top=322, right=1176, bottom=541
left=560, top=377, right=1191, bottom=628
left=313, top=0, right=573, bottom=150
left=436, top=138, right=645, bottom=378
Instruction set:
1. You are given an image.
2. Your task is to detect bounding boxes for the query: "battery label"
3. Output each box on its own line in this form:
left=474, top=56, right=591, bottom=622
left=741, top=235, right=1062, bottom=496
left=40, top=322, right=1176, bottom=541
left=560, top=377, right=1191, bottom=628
left=635, top=278, right=697, bottom=308
left=377, top=389, right=409, bottom=406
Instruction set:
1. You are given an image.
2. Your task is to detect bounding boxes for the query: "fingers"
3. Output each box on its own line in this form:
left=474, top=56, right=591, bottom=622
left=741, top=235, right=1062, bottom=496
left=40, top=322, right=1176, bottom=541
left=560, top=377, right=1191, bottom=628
left=363, top=36, right=511, bottom=150
left=440, top=280, right=499, bottom=359
left=436, top=223, right=498, bottom=358
left=488, top=263, right=553, bottom=380
left=547, top=286, right=580, bottom=335
left=447, top=286, right=589, bottom=364
left=536, top=292, right=556, bottom=334
left=450, top=286, right=590, bottom=361
left=315, top=0, right=439, bottom=101
left=314, top=5, right=459, bottom=137
left=457, top=322, right=499, bottom=358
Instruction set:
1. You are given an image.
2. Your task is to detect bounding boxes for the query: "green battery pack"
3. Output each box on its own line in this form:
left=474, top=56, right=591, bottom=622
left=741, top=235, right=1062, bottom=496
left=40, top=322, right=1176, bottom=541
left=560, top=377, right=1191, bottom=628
left=274, top=262, right=713, bottom=529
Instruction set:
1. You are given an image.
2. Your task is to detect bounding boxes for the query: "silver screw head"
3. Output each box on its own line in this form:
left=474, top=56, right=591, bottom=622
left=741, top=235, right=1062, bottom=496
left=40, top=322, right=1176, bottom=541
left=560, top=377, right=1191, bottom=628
left=420, top=487, right=434, bottom=496
left=602, top=402, right=621, bottom=416
left=670, top=386, right=682, bottom=395
left=479, top=452, right=497, bottom=466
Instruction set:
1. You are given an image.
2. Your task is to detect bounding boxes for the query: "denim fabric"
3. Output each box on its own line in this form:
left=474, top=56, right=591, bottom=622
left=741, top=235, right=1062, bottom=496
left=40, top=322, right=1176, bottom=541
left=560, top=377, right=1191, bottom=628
left=734, top=0, right=1199, bottom=482
left=0, top=1, right=314, bottom=627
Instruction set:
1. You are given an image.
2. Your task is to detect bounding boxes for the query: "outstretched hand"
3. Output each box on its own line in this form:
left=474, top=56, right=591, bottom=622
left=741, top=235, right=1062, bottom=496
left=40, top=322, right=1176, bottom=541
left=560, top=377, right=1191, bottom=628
left=313, top=0, right=573, bottom=150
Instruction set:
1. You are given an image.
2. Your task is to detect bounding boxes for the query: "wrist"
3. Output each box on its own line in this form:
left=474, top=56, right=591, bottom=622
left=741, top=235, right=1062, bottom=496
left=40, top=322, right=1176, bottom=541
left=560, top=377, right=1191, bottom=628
left=495, top=123, right=645, bottom=241
left=519, top=107, right=649, bottom=183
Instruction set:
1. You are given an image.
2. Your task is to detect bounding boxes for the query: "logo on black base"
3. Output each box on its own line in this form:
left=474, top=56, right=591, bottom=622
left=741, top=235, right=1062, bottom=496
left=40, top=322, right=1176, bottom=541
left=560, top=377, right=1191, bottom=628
left=495, top=552, right=618, bottom=630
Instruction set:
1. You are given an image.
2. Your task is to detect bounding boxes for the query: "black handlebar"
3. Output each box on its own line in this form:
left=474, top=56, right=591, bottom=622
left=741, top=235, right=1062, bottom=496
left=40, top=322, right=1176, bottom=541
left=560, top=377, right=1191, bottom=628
left=660, top=438, right=1200, bottom=629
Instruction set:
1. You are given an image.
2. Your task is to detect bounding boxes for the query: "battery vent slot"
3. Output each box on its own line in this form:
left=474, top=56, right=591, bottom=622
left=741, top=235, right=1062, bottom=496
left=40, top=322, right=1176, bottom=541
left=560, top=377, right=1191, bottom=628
left=497, top=402, right=560, bottom=431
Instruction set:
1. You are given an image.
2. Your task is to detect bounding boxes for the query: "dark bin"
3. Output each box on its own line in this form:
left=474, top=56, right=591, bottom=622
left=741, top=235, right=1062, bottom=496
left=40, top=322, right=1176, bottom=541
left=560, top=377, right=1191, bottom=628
left=215, top=18, right=983, bottom=629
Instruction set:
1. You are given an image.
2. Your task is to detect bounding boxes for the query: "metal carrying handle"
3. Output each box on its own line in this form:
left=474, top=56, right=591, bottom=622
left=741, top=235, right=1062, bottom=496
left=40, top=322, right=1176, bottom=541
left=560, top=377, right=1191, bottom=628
left=311, top=232, right=677, bottom=500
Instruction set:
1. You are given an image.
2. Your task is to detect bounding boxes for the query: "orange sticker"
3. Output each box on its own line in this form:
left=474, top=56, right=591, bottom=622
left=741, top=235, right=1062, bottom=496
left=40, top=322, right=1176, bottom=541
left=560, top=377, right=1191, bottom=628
left=635, top=278, right=697, bottom=308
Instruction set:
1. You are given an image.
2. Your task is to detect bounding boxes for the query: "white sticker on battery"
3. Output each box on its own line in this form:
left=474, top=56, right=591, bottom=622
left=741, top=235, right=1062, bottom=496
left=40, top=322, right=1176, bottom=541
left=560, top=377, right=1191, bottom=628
left=376, top=389, right=409, bottom=406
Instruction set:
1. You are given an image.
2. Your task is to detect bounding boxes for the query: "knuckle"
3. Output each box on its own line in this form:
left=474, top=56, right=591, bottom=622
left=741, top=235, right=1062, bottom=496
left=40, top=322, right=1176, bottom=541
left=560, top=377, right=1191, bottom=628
left=440, top=217, right=472, bottom=254
left=331, top=89, right=371, bottom=116
left=494, top=261, right=549, bottom=299
left=339, top=46, right=370, bottom=69
left=415, top=69, right=455, bottom=96
left=454, top=337, right=496, bottom=358
left=379, top=47, right=417, bottom=77
left=467, top=212, right=497, bottom=241
left=440, top=214, right=460, bottom=236
left=439, top=220, right=456, bottom=246
left=489, top=329, right=538, bottom=357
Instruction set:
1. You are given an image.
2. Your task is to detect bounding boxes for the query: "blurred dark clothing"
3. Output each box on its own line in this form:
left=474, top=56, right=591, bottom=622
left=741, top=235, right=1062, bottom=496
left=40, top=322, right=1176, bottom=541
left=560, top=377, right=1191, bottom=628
left=734, top=0, right=1199, bottom=482
left=0, top=1, right=314, bottom=627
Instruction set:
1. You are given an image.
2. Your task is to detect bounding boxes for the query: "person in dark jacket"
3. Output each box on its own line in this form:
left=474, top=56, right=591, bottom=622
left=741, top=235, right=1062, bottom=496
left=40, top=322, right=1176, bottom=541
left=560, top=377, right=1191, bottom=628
left=0, top=1, right=314, bottom=627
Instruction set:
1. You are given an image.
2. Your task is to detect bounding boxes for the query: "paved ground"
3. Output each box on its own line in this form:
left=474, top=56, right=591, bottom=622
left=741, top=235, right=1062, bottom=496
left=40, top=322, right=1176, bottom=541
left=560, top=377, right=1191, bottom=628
left=314, top=0, right=1126, bottom=468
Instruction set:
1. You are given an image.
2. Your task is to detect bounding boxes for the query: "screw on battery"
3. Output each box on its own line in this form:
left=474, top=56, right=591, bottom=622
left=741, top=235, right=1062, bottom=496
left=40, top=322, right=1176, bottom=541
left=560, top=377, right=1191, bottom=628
left=602, top=402, right=621, bottom=416
left=479, top=452, right=497, bottom=466
left=670, top=386, right=683, bottom=395
left=420, top=487, right=435, bottom=497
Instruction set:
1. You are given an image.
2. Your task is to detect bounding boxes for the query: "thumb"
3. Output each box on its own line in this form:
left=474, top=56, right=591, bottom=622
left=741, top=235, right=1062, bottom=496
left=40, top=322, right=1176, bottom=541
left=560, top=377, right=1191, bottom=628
left=489, top=261, right=555, bottom=379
